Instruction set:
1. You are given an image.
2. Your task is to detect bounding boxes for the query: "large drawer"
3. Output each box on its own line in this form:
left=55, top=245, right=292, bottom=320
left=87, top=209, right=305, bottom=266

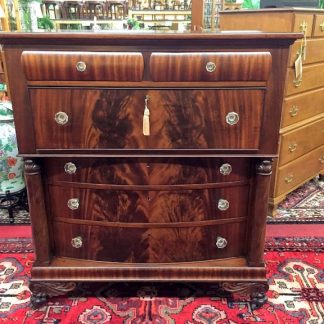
left=279, top=117, right=324, bottom=166
left=276, top=145, right=324, bottom=196
left=30, top=88, right=265, bottom=151
left=48, top=185, right=249, bottom=223
left=281, top=88, right=324, bottom=128
left=45, top=157, right=251, bottom=185
left=286, top=63, right=324, bottom=95
left=22, top=51, right=144, bottom=81
left=52, top=221, right=246, bottom=263
left=149, top=52, right=272, bottom=82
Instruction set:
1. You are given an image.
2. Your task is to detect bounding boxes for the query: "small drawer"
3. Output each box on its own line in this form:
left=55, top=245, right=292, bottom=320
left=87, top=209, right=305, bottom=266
left=45, top=157, right=251, bottom=185
left=276, top=145, right=324, bottom=196
left=281, top=88, right=324, bottom=128
left=312, top=13, right=324, bottom=37
left=31, top=88, right=264, bottom=151
left=21, top=51, right=144, bottom=81
left=49, top=185, right=249, bottom=223
left=149, top=52, right=272, bottom=82
left=279, top=117, right=324, bottom=166
left=53, top=221, right=246, bottom=263
left=292, top=13, right=313, bottom=37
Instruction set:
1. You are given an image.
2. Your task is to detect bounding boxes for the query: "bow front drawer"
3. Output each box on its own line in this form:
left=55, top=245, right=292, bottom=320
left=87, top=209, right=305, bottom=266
left=30, top=88, right=265, bottom=151
left=21, top=51, right=144, bottom=81
left=150, top=52, right=272, bottom=82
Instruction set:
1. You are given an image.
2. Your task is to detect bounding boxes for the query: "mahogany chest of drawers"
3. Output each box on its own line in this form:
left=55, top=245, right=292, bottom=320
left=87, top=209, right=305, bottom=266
left=0, top=32, right=299, bottom=307
left=220, top=8, right=324, bottom=215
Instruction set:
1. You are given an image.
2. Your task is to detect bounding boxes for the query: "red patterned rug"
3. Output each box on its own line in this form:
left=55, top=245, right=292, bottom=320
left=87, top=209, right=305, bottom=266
left=268, top=177, right=324, bottom=224
left=0, top=237, right=323, bottom=323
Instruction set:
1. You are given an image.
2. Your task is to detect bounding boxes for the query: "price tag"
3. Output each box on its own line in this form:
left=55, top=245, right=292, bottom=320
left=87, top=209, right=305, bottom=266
left=294, top=53, right=303, bottom=81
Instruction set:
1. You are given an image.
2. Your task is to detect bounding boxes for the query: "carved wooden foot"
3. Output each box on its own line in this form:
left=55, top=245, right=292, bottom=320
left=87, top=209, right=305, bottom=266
left=29, top=281, right=77, bottom=308
left=219, top=282, right=269, bottom=310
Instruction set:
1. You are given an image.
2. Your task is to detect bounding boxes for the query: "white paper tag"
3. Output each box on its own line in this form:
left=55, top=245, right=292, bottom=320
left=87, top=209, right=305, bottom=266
left=294, top=54, right=303, bottom=80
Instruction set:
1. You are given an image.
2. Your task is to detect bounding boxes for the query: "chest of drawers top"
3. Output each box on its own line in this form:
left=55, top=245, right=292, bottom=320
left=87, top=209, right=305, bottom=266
left=0, top=32, right=300, bottom=156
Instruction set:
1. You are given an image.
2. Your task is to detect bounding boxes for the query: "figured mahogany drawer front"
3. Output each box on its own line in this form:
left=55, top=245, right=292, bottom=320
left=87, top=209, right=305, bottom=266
left=276, top=145, right=324, bottom=196
left=279, top=117, right=324, bottom=166
left=150, top=52, right=272, bottom=82
left=281, top=89, right=324, bottom=128
left=292, top=13, right=314, bottom=37
left=30, top=88, right=264, bottom=150
left=52, top=221, right=246, bottom=263
left=21, top=51, right=144, bottom=81
left=45, top=157, right=250, bottom=185
left=49, top=185, right=249, bottom=223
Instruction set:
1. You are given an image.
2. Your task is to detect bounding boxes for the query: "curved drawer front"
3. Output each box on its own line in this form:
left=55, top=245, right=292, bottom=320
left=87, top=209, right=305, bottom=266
left=49, top=185, right=249, bottom=223
left=22, top=51, right=144, bottom=81
left=150, top=52, right=272, bottom=82
left=279, top=117, right=324, bottom=166
left=45, top=157, right=250, bottom=185
left=31, top=88, right=264, bottom=150
left=52, top=221, right=246, bottom=263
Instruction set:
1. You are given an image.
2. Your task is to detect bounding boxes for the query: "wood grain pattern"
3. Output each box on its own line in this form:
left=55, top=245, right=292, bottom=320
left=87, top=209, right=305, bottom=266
left=52, top=221, right=246, bottom=263
left=276, top=145, right=324, bottom=196
left=22, top=51, right=144, bottom=81
left=149, top=52, right=272, bottom=82
left=30, top=88, right=264, bottom=150
left=281, top=88, right=324, bottom=128
left=286, top=63, right=324, bottom=96
left=48, top=184, right=249, bottom=223
left=279, top=116, right=324, bottom=166
left=45, top=157, right=251, bottom=185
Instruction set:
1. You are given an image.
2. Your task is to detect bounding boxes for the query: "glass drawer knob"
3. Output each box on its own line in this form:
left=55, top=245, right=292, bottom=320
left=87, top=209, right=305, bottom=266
left=76, top=61, right=87, bottom=72
left=54, top=111, right=69, bottom=125
left=220, top=163, right=232, bottom=176
left=216, top=236, right=227, bottom=249
left=218, top=199, right=229, bottom=211
left=67, top=198, right=79, bottom=210
left=71, top=236, right=82, bottom=248
left=226, top=112, right=239, bottom=125
left=64, top=162, right=77, bottom=175
left=206, top=62, right=216, bottom=73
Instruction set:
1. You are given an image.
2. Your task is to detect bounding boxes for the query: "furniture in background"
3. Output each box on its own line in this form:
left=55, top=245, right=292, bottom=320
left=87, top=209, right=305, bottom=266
left=0, top=31, right=299, bottom=307
left=220, top=8, right=324, bottom=216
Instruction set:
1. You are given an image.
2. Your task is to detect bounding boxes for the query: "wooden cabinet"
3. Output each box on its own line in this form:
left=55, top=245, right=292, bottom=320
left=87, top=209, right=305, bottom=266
left=0, top=32, right=298, bottom=307
left=220, top=8, right=324, bottom=215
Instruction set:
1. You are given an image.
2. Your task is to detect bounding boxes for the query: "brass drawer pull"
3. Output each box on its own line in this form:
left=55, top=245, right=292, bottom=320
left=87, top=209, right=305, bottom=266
left=64, top=162, right=77, bottom=174
left=71, top=236, right=82, bottom=248
left=289, top=105, right=299, bottom=117
left=285, top=174, right=294, bottom=184
left=226, top=112, right=239, bottom=126
left=54, top=111, right=69, bottom=125
left=220, top=163, right=232, bottom=176
left=319, top=156, right=324, bottom=164
left=206, top=62, right=216, bottom=73
left=288, top=143, right=298, bottom=152
left=67, top=198, right=79, bottom=210
left=320, top=22, right=324, bottom=32
left=216, top=236, right=227, bottom=249
left=218, top=199, right=229, bottom=211
left=299, top=21, right=308, bottom=33
left=76, top=61, right=87, bottom=72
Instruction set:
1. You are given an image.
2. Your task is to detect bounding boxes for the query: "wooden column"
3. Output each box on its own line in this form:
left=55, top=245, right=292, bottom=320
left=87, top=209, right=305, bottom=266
left=247, top=159, right=273, bottom=267
left=191, top=0, right=204, bottom=31
left=24, top=160, right=51, bottom=266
